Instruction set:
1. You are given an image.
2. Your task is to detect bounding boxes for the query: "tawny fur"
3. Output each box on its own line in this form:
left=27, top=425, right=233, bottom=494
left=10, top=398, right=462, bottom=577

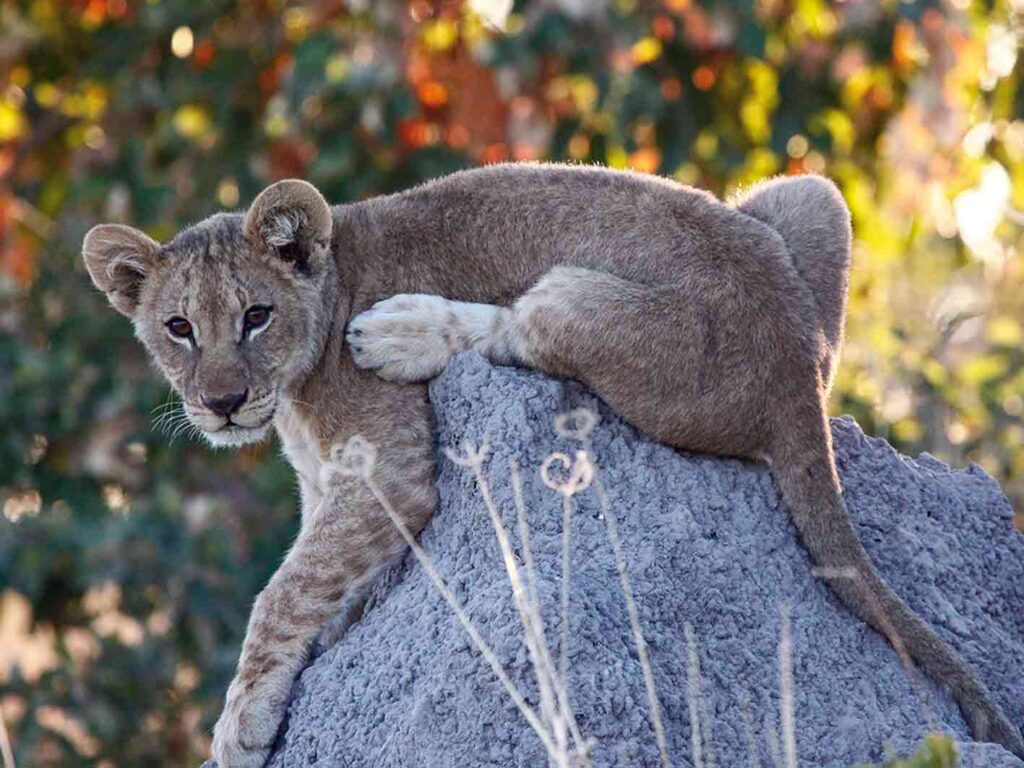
left=82, top=163, right=1024, bottom=766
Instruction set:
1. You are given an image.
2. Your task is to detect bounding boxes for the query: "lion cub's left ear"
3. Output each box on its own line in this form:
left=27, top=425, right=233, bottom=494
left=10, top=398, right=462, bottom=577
left=244, top=179, right=332, bottom=274
left=82, top=224, right=162, bottom=318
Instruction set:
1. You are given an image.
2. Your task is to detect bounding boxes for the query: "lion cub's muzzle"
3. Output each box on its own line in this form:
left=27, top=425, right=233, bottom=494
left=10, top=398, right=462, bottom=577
left=185, top=388, right=278, bottom=445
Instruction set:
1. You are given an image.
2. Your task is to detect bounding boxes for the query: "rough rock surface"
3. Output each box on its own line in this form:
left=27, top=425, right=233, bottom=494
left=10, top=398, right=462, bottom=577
left=223, top=353, right=1024, bottom=767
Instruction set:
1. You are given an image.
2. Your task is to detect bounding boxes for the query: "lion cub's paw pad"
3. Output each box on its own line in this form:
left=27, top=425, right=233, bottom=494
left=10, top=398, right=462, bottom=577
left=346, top=294, right=463, bottom=382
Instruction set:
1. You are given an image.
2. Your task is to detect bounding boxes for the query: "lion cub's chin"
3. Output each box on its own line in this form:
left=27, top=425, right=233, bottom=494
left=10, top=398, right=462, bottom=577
left=203, top=422, right=274, bottom=449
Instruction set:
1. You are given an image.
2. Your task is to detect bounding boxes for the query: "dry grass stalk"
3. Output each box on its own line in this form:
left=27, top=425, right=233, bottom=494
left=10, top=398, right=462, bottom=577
left=685, top=623, right=707, bottom=768
left=332, top=437, right=561, bottom=759
left=738, top=684, right=762, bottom=768
left=553, top=408, right=673, bottom=767
left=684, top=623, right=719, bottom=768
left=765, top=710, right=783, bottom=768
left=508, top=458, right=571, bottom=747
left=559, top=492, right=573, bottom=716
left=457, top=444, right=590, bottom=764
left=585, top=457, right=673, bottom=768
left=778, top=605, right=797, bottom=768
left=0, top=707, right=14, bottom=768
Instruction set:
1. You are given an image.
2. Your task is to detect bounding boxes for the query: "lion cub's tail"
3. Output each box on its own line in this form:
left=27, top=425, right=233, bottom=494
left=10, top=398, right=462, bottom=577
left=769, top=407, right=1024, bottom=758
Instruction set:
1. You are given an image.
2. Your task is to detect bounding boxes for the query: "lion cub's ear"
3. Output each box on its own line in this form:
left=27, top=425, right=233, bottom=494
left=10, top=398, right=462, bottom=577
left=82, top=224, right=161, bottom=318
left=244, top=179, right=332, bottom=274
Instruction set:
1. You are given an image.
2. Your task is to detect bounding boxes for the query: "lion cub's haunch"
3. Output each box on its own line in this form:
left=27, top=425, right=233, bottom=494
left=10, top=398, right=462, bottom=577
left=83, top=163, right=1024, bottom=766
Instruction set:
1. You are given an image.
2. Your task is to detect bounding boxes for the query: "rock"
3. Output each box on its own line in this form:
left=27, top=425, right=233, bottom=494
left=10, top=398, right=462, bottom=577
left=220, top=353, right=1024, bottom=767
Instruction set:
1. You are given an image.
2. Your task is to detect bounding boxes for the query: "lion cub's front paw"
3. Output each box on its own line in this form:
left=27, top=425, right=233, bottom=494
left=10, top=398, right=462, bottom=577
left=347, top=294, right=498, bottom=383
left=211, top=681, right=278, bottom=768
left=211, top=736, right=269, bottom=768
left=211, top=721, right=271, bottom=768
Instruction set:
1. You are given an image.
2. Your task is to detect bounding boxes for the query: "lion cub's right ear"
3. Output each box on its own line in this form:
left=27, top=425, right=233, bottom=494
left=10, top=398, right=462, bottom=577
left=82, top=224, right=161, bottom=318
left=243, top=179, right=332, bottom=275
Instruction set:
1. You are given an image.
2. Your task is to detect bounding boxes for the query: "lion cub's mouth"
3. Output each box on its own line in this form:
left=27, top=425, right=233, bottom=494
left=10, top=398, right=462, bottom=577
left=204, top=417, right=274, bottom=447
left=222, top=414, right=272, bottom=430
left=179, top=395, right=278, bottom=447
left=187, top=406, right=276, bottom=447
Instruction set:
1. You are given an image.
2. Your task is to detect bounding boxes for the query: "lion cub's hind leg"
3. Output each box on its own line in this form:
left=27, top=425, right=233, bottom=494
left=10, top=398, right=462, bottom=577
left=499, top=266, right=769, bottom=455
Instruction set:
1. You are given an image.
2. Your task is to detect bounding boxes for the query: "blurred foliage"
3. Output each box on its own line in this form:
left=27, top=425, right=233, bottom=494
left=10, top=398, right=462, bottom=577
left=856, top=733, right=959, bottom=768
left=1, top=0, right=1023, bottom=765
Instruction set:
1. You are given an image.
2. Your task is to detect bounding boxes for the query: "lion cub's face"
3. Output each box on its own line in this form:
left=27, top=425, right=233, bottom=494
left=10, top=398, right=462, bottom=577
left=83, top=180, right=336, bottom=447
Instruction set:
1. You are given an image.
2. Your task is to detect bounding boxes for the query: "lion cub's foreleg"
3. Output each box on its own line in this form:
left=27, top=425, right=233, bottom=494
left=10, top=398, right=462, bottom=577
left=211, top=479, right=414, bottom=767
left=347, top=293, right=522, bottom=381
left=347, top=266, right=637, bottom=381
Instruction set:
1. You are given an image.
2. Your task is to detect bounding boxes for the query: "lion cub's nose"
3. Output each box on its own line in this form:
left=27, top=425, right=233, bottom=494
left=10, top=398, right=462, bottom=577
left=202, top=390, right=248, bottom=417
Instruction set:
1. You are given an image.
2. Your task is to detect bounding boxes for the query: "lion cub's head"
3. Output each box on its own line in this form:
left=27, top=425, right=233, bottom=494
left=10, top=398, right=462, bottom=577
left=83, top=180, right=337, bottom=447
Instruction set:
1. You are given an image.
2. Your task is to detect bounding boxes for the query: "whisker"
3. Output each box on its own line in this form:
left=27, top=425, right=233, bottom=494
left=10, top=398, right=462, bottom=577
left=151, top=390, right=181, bottom=414
left=154, top=406, right=179, bottom=422
left=160, top=412, right=192, bottom=443
left=154, top=408, right=187, bottom=435
left=169, top=421, right=188, bottom=444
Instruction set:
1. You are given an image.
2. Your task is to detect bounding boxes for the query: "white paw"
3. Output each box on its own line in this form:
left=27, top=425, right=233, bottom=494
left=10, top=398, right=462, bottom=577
left=211, top=679, right=280, bottom=768
left=347, top=294, right=497, bottom=383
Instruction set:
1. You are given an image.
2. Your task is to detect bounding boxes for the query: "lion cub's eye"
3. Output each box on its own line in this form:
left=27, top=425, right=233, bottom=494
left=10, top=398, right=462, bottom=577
left=166, top=317, right=193, bottom=339
left=243, top=305, right=273, bottom=335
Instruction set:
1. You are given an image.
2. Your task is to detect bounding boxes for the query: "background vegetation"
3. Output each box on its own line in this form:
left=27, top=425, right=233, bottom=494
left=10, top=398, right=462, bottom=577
left=1, top=0, right=1022, bottom=765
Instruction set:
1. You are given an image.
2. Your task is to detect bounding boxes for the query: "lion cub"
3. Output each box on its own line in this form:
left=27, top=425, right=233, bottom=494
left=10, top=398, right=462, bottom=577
left=83, top=164, right=1023, bottom=765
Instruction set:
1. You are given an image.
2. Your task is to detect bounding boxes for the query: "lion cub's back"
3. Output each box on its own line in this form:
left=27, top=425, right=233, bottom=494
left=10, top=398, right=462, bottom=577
left=351, top=162, right=791, bottom=304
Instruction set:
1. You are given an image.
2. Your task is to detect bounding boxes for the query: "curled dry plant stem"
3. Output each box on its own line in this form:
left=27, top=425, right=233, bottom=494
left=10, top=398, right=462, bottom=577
left=508, top=459, right=562, bottom=732
left=508, top=460, right=592, bottom=764
left=554, top=408, right=671, bottom=767
left=537, top=447, right=590, bottom=728
left=466, top=454, right=573, bottom=761
left=463, top=452, right=585, bottom=763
